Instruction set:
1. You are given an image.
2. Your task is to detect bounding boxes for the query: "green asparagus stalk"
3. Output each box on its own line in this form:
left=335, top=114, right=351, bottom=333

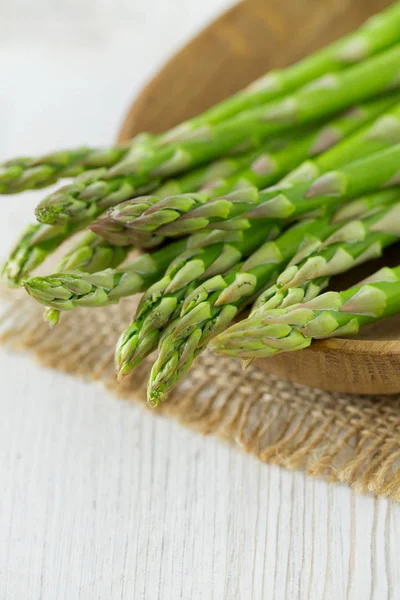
left=115, top=222, right=281, bottom=377
left=55, top=231, right=130, bottom=273
left=34, top=167, right=161, bottom=225
left=155, top=2, right=400, bottom=144
left=23, top=239, right=190, bottom=311
left=211, top=265, right=400, bottom=359
left=277, top=204, right=400, bottom=288
left=253, top=186, right=400, bottom=311
left=1, top=221, right=86, bottom=287
left=145, top=217, right=341, bottom=404
left=42, top=230, right=134, bottom=325
left=244, top=192, right=400, bottom=322
left=248, top=278, right=331, bottom=312
left=251, top=191, right=400, bottom=313
left=151, top=136, right=294, bottom=198
left=34, top=45, right=400, bottom=227
left=154, top=144, right=400, bottom=235
left=92, top=95, right=400, bottom=244
left=331, top=188, right=400, bottom=223
left=283, top=99, right=400, bottom=183
left=0, top=145, right=132, bottom=194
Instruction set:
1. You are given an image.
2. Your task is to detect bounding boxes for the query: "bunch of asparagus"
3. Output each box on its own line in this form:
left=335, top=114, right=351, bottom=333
left=3, top=2, right=400, bottom=405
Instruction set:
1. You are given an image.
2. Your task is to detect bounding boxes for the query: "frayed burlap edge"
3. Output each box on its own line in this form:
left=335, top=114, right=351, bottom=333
left=1, top=286, right=400, bottom=501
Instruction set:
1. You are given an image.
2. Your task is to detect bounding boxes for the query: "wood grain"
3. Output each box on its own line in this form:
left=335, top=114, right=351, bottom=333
left=0, top=355, right=398, bottom=599
left=118, top=0, right=400, bottom=395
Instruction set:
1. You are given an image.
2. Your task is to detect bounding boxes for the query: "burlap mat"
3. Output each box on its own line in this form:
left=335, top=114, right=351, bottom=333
left=1, top=286, right=400, bottom=501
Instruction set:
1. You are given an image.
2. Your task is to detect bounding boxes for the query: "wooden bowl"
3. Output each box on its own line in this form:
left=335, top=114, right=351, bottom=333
left=118, top=0, right=400, bottom=395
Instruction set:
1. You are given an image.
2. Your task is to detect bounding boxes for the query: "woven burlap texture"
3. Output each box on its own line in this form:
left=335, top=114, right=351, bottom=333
left=1, top=287, right=399, bottom=502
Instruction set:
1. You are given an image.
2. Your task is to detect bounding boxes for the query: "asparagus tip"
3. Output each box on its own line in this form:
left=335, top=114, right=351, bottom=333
left=35, top=205, right=59, bottom=225
left=147, top=388, right=163, bottom=408
left=44, top=308, right=60, bottom=328
left=116, top=362, right=131, bottom=381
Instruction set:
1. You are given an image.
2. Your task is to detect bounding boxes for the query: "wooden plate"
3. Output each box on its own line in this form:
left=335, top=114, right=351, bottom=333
left=118, top=0, right=400, bottom=395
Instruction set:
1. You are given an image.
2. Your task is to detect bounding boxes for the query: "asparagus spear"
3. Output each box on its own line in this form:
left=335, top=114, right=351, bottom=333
left=155, top=2, right=400, bottom=144
left=0, top=145, right=132, bottom=194
left=244, top=187, right=399, bottom=318
left=1, top=221, right=85, bottom=287
left=248, top=185, right=400, bottom=312
left=1, top=216, right=155, bottom=288
left=24, top=239, right=189, bottom=311
left=0, top=132, right=158, bottom=195
left=42, top=230, right=133, bottom=327
left=211, top=265, right=400, bottom=358
left=331, top=188, right=400, bottom=223
left=42, top=230, right=134, bottom=327
left=55, top=231, right=130, bottom=273
left=154, top=144, right=400, bottom=235
left=115, top=222, right=280, bottom=377
left=92, top=95, right=400, bottom=244
left=283, top=99, right=400, bottom=183
left=145, top=218, right=340, bottom=404
left=251, top=191, right=400, bottom=313
left=41, top=231, right=140, bottom=327
left=34, top=45, right=400, bottom=226
left=33, top=167, right=161, bottom=225
left=279, top=205, right=400, bottom=287
left=156, top=133, right=300, bottom=194
left=248, top=278, right=331, bottom=312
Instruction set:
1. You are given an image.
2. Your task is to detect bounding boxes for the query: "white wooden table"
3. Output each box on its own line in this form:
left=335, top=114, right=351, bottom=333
left=0, top=1, right=399, bottom=598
